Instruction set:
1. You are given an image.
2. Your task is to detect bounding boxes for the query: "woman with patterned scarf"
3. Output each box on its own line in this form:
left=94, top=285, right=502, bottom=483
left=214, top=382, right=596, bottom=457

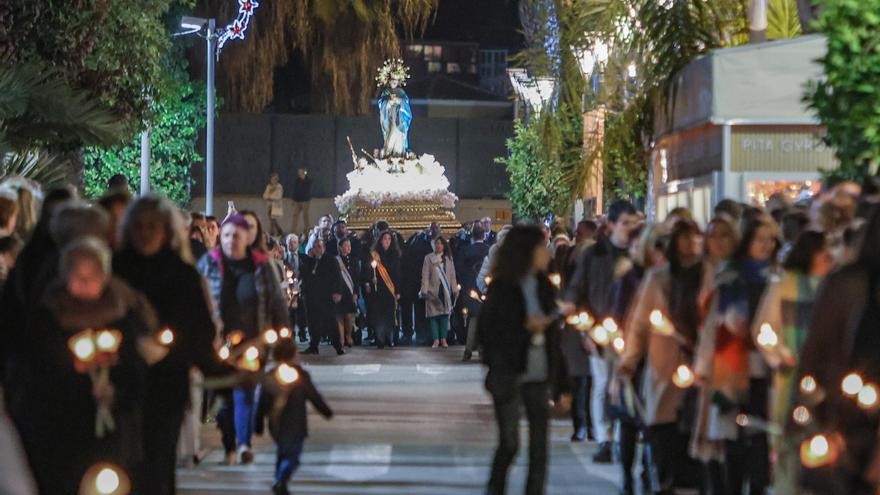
left=692, top=211, right=780, bottom=495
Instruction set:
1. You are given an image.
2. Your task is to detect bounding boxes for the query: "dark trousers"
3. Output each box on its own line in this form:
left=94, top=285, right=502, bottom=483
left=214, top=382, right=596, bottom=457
left=620, top=419, right=652, bottom=493
left=142, top=401, right=186, bottom=494
left=275, top=437, right=305, bottom=485
left=723, top=378, right=770, bottom=495
left=647, top=423, right=687, bottom=494
left=486, top=372, right=549, bottom=495
left=400, top=295, right=427, bottom=344
left=307, top=309, right=341, bottom=351
left=571, top=375, right=589, bottom=431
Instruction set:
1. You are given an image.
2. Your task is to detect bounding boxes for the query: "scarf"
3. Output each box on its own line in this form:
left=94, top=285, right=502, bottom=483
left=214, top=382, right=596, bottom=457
left=435, top=256, right=452, bottom=311
left=372, top=250, right=396, bottom=295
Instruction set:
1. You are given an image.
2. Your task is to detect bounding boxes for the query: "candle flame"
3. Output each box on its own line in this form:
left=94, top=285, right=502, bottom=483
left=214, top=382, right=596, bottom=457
left=858, top=383, right=879, bottom=409
left=95, top=467, right=120, bottom=494
left=602, top=317, right=618, bottom=334
left=841, top=372, right=864, bottom=397
left=756, top=323, right=778, bottom=349
left=792, top=405, right=811, bottom=425
left=276, top=363, right=300, bottom=385
left=800, top=375, right=817, bottom=394
left=612, top=336, right=625, bottom=353
left=649, top=310, right=674, bottom=336
left=484, top=276, right=493, bottom=286
left=371, top=260, right=378, bottom=268
left=218, top=346, right=230, bottom=361
left=95, top=329, right=121, bottom=353
left=158, top=329, right=175, bottom=346
left=548, top=273, right=561, bottom=288
left=801, top=433, right=837, bottom=468
left=279, top=327, right=291, bottom=339
left=649, top=309, right=664, bottom=327
left=228, top=331, right=244, bottom=346
left=590, top=324, right=610, bottom=346
left=70, top=332, right=96, bottom=362
left=263, top=329, right=279, bottom=345
left=469, top=290, right=480, bottom=300
left=672, top=364, right=695, bottom=388
left=244, top=346, right=259, bottom=361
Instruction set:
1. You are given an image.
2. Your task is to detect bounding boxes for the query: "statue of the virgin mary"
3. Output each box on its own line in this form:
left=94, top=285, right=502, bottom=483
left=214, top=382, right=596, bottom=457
left=376, top=59, right=412, bottom=158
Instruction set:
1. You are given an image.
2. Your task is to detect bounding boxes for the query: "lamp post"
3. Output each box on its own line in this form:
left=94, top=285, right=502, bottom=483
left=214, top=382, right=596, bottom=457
left=179, top=16, right=218, bottom=215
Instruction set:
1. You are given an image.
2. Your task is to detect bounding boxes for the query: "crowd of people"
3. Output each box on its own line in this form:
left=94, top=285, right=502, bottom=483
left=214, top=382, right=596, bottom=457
left=1, top=167, right=879, bottom=495
left=478, top=182, right=880, bottom=495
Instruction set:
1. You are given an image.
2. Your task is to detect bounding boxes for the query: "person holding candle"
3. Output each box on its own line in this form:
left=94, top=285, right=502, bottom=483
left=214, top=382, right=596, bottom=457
left=369, top=230, right=401, bottom=349
left=750, top=230, right=830, bottom=495
left=114, top=195, right=235, bottom=494
left=420, top=236, right=458, bottom=349
left=478, top=224, right=566, bottom=495
left=565, top=199, right=639, bottom=463
left=334, top=237, right=362, bottom=348
left=618, top=219, right=706, bottom=494
left=198, top=213, right=289, bottom=465
left=692, top=211, right=779, bottom=495
left=18, top=236, right=159, bottom=494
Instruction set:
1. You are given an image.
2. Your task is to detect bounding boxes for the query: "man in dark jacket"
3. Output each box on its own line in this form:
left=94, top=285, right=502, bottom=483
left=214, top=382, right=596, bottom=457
left=326, top=220, right=360, bottom=260
left=290, top=168, right=312, bottom=235
left=400, top=224, right=436, bottom=345
left=564, top=199, right=638, bottom=463
left=452, top=223, right=490, bottom=344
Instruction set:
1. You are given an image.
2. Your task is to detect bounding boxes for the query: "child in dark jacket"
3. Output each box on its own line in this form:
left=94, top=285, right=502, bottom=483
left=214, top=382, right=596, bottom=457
left=256, top=341, right=333, bottom=495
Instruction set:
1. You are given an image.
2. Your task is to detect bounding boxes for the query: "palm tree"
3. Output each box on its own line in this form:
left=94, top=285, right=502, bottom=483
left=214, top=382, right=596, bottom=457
left=0, top=62, right=126, bottom=186
left=195, top=0, right=437, bottom=115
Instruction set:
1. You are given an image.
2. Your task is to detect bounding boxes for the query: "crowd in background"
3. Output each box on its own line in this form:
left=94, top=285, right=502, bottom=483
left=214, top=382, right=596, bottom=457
left=1, top=167, right=879, bottom=495
left=477, top=181, right=880, bottom=495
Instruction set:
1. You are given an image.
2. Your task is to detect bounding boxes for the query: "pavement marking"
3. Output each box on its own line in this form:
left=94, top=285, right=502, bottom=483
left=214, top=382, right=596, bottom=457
left=342, top=364, right=381, bottom=375
left=325, top=443, right=392, bottom=481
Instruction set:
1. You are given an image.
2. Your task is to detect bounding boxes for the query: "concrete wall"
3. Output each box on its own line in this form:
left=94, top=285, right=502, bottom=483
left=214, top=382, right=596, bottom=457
left=192, top=113, right=513, bottom=200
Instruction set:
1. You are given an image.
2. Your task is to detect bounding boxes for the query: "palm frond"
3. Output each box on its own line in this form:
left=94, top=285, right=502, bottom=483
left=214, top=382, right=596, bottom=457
left=768, top=0, right=802, bottom=40
left=1, top=149, right=70, bottom=187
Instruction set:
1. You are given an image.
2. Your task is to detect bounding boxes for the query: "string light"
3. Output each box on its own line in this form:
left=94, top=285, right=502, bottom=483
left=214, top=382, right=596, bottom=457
left=217, top=0, right=261, bottom=55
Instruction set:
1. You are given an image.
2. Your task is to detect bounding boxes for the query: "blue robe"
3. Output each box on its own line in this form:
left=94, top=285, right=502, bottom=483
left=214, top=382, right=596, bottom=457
left=378, top=88, right=412, bottom=157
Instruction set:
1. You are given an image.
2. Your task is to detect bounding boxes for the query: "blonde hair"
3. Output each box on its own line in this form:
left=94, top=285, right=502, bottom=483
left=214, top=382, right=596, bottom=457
left=633, top=223, right=671, bottom=268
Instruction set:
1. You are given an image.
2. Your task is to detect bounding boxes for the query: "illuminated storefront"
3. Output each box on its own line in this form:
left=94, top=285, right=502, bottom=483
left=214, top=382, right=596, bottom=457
left=649, top=35, right=838, bottom=224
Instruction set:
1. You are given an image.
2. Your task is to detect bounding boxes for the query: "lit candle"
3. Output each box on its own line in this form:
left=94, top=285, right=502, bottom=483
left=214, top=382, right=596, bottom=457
left=218, top=346, right=231, bottom=361
left=95, top=329, right=122, bottom=353
left=275, top=363, right=300, bottom=385
left=69, top=330, right=96, bottom=363
left=756, top=323, right=778, bottom=350
left=469, top=289, right=480, bottom=300
left=800, top=375, right=817, bottom=394
left=263, top=329, right=279, bottom=345
left=602, top=317, right=618, bottom=334
left=612, top=336, right=625, bottom=353
left=841, top=372, right=864, bottom=397
left=484, top=276, right=492, bottom=286
left=857, top=382, right=879, bottom=409
left=158, top=328, right=175, bottom=346
left=239, top=346, right=260, bottom=372
left=792, top=405, right=811, bottom=425
left=79, top=462, right=131, bottom=495
left=672, top=364, right=695, bottom=388
left=649, top=310, right=674, bottom=336
left=279, top=327, right=291, bottom=339
left=228, top=331, right=244, bottom=347
left=590, top=324, right=611, bottom=346
left=800, top=433, right=838, bottom=468
left=548, top=273, right=561, bottom=288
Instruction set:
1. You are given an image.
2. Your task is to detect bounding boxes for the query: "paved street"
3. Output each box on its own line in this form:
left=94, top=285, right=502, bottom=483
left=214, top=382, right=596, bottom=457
left=178, top=346, right=621, bottom=494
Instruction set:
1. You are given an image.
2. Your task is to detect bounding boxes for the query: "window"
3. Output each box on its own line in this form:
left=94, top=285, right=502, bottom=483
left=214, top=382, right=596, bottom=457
left=428, top=62, right=442, bottom=73
left=446, top=62, right=461, bottom=74
left=407, top=44, right=423, bottom=56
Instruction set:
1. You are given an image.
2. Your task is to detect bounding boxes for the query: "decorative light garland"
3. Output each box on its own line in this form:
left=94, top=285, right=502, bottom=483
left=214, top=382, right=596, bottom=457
left=217, top=0, right=260, bottom=55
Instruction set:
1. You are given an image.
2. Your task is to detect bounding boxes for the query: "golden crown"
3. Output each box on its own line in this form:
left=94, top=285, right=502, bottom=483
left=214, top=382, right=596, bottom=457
left=375, top=58, right=410, bottom=87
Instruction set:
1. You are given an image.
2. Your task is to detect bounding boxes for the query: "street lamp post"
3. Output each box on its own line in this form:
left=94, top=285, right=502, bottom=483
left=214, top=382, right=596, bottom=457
left=179, top=16, right=218, bottom=215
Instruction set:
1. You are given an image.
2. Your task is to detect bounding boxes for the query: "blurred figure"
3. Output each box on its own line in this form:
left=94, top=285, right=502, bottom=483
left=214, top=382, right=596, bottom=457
left=263, top=173, right=284, bottom=237
left=752, top=230, right=830, bottom=495
left=17, top=237, right=158, bottom=493
left=301, top=236, right=345, bottom=355
left=0, top=189, right=18, bottom=237
left=0, top=235, right=24, bottom=290
left=107, top=173, right=130, bottom=192
left=188, top=212, right=209, bottom=260
left=205, top=215, right=220, bottom=250
left=290, top=168, right=312, bottom=235
left=197, top=214, right=289, bottom=465
left=420, top=236, right=458, bottom=348
left=115, top=195, right=232, bottom=494
left=478, top=225, right=566, bottom=495
left=693, top=213, right=779, bottom=495
left=566, top=199, right=640, bottom=463
left=240, top=210, right=268, bottom=254
left=97, top=189, right=132, bottom=250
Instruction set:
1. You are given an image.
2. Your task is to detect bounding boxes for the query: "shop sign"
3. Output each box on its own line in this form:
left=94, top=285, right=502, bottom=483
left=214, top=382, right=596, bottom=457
left=731, top=126, right=838, bottom=172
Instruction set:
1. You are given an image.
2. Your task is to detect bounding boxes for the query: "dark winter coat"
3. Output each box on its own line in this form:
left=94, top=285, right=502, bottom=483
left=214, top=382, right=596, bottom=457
left=566, top=237, right=631, bottom=319
left=255, top=363, right=333, bottom=443
left=456, top=241, right=490, bottom=292
left=16, top=277, right=156, bottom=495
left=114, top=248, right=230, bottom=407
left=334, top=254, right=361, bottom=315
left=197, top=248, right=289, bottom=339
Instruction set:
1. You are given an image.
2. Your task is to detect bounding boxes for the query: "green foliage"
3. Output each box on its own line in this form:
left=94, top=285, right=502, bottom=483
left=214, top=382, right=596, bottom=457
left=0, top=149, right=70, bottom=187
left=83, top=56, right=207, bottom=206
left=603, top=101, right=647, bottom=202
left=804, top=0, right=880, bottom=185
left=496, top=121, right=568, bottom=220
left=768, top=0, right=803, bottom=40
